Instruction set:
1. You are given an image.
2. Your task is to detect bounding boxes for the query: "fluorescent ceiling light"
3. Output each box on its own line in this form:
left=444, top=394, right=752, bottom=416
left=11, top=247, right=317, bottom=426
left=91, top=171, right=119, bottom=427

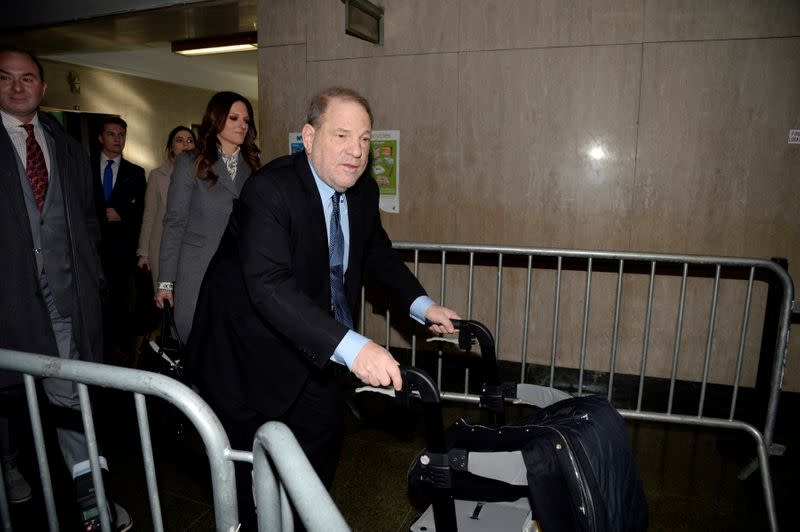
left=172, top=32, right=257, bottom=56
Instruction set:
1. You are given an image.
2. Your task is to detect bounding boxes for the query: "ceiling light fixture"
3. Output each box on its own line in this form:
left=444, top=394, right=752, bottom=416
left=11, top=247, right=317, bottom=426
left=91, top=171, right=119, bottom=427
left=171, top=31, right=258, bottom=56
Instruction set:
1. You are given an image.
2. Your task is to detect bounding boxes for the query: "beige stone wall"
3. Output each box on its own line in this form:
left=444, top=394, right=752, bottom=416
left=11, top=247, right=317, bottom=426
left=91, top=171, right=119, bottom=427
left=40, top=59, right=218, bottom=174
left=257, top=0, right=800, bottom=390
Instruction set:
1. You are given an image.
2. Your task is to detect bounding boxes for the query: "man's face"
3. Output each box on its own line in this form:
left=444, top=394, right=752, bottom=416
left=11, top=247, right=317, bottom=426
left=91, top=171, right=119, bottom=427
left=98, top=124, right=126, bottom=157
left=0, top=51, right=47, bottom=123
left=302, top=98, right=372, bottom=193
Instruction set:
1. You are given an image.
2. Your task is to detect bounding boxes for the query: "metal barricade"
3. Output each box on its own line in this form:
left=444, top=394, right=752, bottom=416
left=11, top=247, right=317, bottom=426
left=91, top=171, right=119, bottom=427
left=0, top=350, right=241, bottom=532
left=359, top=242, right=796, bottom=532
left=252, top=421, right=349, bottom=532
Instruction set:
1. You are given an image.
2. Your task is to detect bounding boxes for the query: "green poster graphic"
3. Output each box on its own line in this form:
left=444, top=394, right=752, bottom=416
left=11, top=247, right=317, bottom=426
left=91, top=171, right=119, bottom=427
left=370, top=139, right=397, bottom=195
left=370, top=130, right=400, bottom=213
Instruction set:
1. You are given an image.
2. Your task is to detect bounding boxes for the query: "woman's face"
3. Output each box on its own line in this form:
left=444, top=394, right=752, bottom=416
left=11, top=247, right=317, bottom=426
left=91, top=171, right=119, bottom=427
left=171, top=130, right=195, bottom=155
left=217, top=100, right=250, bottom=154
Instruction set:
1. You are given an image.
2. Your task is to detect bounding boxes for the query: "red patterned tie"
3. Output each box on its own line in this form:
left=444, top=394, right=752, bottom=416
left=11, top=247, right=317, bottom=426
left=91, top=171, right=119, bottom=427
left=22, top=123, right=49, bottom=210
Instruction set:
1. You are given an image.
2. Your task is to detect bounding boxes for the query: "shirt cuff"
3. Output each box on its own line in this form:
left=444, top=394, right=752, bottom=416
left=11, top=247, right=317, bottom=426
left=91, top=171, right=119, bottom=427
left=330, top=330, right=370, bottom=369
left=409, top=295, right=435, bottom=325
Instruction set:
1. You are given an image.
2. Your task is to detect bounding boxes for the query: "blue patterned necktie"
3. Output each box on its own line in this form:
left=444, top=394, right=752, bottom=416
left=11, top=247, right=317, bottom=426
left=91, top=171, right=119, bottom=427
left=103, top=159, right=114, bottom=201
left=329, top=192, right=353, bottom=328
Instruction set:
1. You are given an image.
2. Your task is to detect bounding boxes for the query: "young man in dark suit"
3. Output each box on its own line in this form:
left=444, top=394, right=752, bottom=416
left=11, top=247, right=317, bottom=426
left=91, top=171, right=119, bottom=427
left=92, top=116, right=146, bottom=364
left=0, top=47, right=131, bottom=530
left=188, top=86, right=460, bottom=525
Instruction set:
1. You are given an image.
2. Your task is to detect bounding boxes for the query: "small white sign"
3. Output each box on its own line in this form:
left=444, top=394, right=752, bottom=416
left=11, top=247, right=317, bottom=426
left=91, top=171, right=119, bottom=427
left=789, top=129, right=800, bottom=144
left=289, top=132, right=304, bottom=153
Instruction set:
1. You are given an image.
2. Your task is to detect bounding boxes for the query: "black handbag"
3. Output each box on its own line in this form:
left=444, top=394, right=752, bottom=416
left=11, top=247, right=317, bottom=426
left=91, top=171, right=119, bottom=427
left=140, top=306, right=186, bottom=383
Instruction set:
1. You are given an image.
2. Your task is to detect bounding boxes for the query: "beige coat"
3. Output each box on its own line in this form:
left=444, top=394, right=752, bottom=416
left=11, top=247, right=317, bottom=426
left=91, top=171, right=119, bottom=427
left=137, top=159, right=174, bottom=288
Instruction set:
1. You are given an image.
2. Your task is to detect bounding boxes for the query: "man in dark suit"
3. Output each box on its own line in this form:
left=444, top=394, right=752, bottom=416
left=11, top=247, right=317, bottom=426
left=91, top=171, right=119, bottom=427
left=92, top=116, right=145, bottom=364
left=0, top=47, right=131, bottom=530
left=188, top=87, right=459, bottom=522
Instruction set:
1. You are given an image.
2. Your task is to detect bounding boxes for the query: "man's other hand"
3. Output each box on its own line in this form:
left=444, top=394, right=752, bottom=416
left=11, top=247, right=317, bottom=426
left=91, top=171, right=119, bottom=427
left=424, top=305, right=461, bottom=335
left=352, top=341, right=402, bottom=391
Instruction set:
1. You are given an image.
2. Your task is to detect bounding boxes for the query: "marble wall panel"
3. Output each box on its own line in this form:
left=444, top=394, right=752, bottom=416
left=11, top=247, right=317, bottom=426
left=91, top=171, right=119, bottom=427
left=633, top=39, right=800, bottom=261
left=457, top=44, right=641, bottom=249
left=645, top=0, right=800, bottom=41
left=258, top=44, right=308, bottom=161
left=460, top=0, right=643, bottom=50
left=259, top=0, right=308, bottom=47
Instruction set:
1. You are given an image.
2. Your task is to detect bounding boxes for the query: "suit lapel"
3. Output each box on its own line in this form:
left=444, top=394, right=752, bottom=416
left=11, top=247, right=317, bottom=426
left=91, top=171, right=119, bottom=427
left=213, top=158, right=237, bottom=195
left=233, top=152, right=251, bottom=195
left=344, top=180, right=365, bottom=292
left=0, top=125, right=31, bottom=231
left=111, top=158, right=128, bottom=200
left=40, top=120, right=64, bottom=216
left=295, top=153, right=330, bottom=269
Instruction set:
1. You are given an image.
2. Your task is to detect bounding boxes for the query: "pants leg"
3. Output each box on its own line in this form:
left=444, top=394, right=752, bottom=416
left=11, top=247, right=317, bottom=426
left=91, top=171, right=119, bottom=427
left=0, top=413, right=16, bottom=470
left=279, top=370, right=344, bottom=489
left=212, top=369, right=343, bottom=531
left=39, top=274, right=94, bottom=475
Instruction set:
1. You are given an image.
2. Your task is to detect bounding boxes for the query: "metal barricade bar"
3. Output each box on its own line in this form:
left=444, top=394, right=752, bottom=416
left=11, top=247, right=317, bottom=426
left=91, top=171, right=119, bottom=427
left=253, top=421, right=349, bottom=532
left=0, top=350, right=240, bottom=532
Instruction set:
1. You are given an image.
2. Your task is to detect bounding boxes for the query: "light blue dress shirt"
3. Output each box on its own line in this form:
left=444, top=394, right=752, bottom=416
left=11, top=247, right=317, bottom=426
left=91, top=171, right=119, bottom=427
left=308, top=159, right=434, bottom=369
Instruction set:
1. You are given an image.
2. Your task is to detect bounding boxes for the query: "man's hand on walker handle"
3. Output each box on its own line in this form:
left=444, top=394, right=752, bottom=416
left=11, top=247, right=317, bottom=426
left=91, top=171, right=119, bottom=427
left=424, top=305, right=461, bottom=335
left=352, top=341, right=403, bottom=391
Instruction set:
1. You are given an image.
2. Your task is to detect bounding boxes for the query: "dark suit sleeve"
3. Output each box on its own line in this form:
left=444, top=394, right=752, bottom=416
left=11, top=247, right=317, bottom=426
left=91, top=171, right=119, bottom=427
left=78, top=149, right=105, bottom=287
left=238, top=174, right=348, bottom=366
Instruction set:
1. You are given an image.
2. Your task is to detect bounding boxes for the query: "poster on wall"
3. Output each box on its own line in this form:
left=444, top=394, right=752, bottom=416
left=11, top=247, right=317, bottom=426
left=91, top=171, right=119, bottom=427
left=371, top=130, right=400, bottom=213
left=289, top=132, right=304, bottom=154
left=289, top=130, right=401, bottom=213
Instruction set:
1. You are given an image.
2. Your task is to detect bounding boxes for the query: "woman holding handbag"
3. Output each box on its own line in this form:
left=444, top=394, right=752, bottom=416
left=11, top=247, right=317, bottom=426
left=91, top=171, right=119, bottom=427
left=155, top=92, right=260, bottom=341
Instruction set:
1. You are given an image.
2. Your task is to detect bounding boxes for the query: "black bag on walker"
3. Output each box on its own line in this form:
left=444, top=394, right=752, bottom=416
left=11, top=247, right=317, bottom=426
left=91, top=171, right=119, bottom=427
left=520, top=394, right=647, bottom=532
left=411, top=394, right=648, bottom=532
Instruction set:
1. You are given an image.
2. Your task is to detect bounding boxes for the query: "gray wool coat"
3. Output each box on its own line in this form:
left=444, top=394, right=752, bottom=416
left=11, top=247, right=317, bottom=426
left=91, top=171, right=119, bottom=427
left=158, top=151, right=251, bottom=341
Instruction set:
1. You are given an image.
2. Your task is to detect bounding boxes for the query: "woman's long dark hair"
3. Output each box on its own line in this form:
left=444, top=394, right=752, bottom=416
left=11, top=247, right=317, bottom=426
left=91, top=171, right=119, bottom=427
left=196, top=91, right=260, bottom=186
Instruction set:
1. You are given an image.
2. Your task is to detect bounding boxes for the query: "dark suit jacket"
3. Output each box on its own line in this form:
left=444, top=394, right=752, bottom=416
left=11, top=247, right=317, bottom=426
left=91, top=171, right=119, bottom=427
left=92, top=154, right=146, bottom=271
left=187, top=151, right=426, bottom=420
left=0, top=112, right=104, bottom=387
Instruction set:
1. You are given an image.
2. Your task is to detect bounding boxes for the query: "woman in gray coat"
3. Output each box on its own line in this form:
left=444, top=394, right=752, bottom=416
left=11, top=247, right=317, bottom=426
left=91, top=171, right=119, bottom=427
left=155, top=91, right=261, bottom=341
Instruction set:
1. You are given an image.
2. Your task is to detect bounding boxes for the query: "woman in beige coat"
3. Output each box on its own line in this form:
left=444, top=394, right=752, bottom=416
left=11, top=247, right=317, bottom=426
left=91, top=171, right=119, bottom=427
left=136, top=126, right=196, bottom=287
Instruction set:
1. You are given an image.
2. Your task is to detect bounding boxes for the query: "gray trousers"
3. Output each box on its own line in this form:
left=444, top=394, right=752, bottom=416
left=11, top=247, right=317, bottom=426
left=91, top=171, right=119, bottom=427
left=1, top=274, right=100, bottom=478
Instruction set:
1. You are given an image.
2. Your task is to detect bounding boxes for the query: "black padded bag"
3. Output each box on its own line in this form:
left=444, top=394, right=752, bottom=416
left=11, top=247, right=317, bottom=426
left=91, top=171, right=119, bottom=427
left=521, top=395, right=648, bottom=532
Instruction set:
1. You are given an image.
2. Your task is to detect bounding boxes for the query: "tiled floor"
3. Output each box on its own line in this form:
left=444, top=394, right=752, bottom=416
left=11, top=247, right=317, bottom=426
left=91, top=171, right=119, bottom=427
left=6, top=386, right=798, bottom=531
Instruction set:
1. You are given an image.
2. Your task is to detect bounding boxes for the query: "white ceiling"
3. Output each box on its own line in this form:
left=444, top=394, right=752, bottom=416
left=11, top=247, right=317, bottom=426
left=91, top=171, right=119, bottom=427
left=42, top=45, right=258, bottom=99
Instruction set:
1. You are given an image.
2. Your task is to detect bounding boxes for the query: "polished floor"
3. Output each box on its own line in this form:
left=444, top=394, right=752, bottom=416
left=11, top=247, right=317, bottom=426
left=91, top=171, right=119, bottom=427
left=5, top=385, right=798, bottom=531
